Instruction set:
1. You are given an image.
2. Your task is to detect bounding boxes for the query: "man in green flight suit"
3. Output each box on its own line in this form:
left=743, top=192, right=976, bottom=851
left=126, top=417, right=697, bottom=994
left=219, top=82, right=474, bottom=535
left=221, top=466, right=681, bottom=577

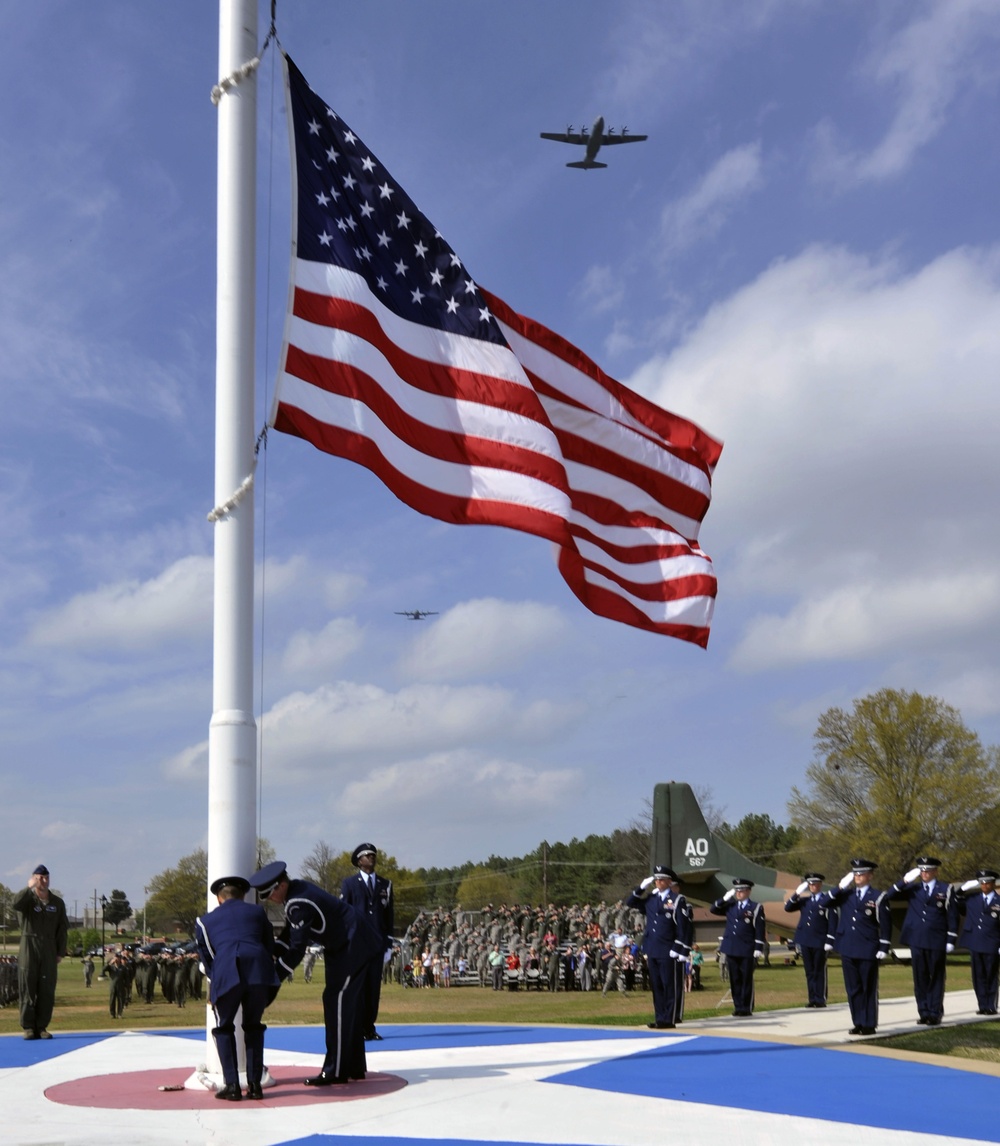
left=14, top=864, right=68, bottom=1039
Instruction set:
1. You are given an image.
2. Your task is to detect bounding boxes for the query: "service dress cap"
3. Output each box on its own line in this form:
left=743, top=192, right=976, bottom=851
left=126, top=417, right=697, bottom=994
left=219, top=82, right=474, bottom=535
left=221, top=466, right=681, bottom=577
left=351, top=842, right=378, bottom=867
left=804, top=872, right=825, bottom=882
left=915, top=856, right=942, bottom=870
left=249, top=860, right=287, bottom=898
left=978, top=868, right=1000, bottom=882
left=210, top=875, right=250, bottom=896
left=33, top=864, right=50, bottom=876
left=652, top=864, right=677, bottom=881
left=732, top=877, right=755, bottom=889
left=850, top=858, right=877, bottom=873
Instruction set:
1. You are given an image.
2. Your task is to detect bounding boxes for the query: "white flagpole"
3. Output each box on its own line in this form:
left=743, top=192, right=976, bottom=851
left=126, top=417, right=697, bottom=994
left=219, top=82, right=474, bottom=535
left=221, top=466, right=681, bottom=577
left=189, top=0, right=259, bottom=1089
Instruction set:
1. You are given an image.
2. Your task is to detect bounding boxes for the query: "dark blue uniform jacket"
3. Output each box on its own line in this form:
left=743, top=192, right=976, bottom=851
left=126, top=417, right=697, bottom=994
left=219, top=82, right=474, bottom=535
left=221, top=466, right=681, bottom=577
left=783, top=893, right=837, bottom=949
left=887, top=879, right=958, bottom=951
left=341, top=872, right=394, bottom=953
left=821, top=884, right=891, bottom=959
left=277, top=879, right=382, bottom=980
left=195, top=898, right=279, bottom=1004
left=959, top=892, right=1000, bottom=954
left=625, top=887, right=692, bottom=959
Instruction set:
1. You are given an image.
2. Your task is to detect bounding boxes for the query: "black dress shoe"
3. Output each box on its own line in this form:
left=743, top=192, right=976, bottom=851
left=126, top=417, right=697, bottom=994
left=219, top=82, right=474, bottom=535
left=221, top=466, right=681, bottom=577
left=304, top=1072, right=348, bottom=1086
left=860, top=1027, right=877, bottom=1035
left=246, top=1082, right=264, bottom=1100
left=365, top=1030, right=384, bottom=1041
left=926, top=1016, right=941, bottom=1026
left=916, top=1016, right=928, bottom=1025
left=848, top=1026, right=862, bottom=1035
left=215, top=1084, right=242, bottom=1101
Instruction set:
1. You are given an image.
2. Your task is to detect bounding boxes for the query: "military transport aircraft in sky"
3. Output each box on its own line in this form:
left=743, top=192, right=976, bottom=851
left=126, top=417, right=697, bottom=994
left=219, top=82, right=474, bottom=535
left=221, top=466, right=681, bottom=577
left=395, top=610, right=439, bottom=620
left=540, top=115, right=647, bottom=169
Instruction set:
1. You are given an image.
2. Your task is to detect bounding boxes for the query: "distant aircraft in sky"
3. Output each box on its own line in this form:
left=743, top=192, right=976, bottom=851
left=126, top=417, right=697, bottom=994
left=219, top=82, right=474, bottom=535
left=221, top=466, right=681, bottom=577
left=395, top=610, right=438, bottom=620
left=540, top=115, right=647, bottom=169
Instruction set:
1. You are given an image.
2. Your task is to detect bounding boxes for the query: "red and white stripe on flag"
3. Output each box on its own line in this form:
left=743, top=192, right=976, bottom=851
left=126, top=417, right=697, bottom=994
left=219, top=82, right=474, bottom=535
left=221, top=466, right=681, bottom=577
left=271, top=55, right=722, bottom=646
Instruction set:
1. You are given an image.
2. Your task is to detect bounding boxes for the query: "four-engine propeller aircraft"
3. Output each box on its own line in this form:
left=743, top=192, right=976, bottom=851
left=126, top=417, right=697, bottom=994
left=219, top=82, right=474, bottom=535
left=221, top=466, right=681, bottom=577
left=540, top=115, right=647, bottom=169
left=395, top=610, right=438, bottom=620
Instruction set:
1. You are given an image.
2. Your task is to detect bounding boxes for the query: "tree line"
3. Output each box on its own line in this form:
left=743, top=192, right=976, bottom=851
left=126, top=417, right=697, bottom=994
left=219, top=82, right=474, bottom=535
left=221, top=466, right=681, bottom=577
left=134, top=688, right=1000, bottom=939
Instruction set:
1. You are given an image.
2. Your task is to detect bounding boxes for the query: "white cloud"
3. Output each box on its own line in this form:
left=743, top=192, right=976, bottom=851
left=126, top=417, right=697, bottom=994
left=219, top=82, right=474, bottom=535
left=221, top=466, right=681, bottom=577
left=281, top=617, right=364, bottom=678
left=26, top=555, right=213, bottom=652
left=40, top=820, right=99, bottom=846
left=811, top=0, right=1000, bottom=186
left=164, top=679, right=581, bottom=783
left=397, top=598, right=570, bottom=682
left=576, top=265, right=626, bottom=315
left=340, top=750, right=578, bottom=826
left=629, top=242, right=1000, bottom=666
left=732, top=571, right=1000, bottom=670
left=661, top=142, right=764, bottom=254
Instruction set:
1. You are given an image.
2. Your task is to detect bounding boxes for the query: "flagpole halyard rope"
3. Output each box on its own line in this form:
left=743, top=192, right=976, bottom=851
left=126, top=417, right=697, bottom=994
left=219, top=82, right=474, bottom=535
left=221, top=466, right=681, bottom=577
left=206, top=470, right=255, bottom=522
left=211, top=57, right=261, bottom=106
left=210, top=16, right=279, bottom=107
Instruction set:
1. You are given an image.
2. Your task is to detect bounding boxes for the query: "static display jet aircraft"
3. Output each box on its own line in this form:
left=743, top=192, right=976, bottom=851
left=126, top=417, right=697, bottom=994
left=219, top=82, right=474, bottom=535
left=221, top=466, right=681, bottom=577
left=540, top=115, right=647, bottom=169
left=395, top=610, right=438, bottom=620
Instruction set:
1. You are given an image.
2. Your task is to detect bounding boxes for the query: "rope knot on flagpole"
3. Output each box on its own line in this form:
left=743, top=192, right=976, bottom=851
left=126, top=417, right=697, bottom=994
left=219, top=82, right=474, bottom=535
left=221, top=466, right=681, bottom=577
left=207, top=471, right=255, bottom=522
left=211, top=57, right=261, bottom=106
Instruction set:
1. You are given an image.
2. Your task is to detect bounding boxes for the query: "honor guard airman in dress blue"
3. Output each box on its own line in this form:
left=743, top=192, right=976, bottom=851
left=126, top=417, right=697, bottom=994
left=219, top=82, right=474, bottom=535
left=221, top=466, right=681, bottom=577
left=958, top=868, right=1000, bottom=1015
left=195, top=876, right=279, bottom=1101
left=709, top=878, right=766, bottom=1017
left=250, top=860, right=383, bottom=1087
left=341, top=843, right=394, bottom=1041
left=820, top=858, right=891, bottom=1035
left=783, top=872, right=837, bottom=1008
left=626, top=865, right=691, bottom=1028
left=886, top=857, right=958, bottom=1026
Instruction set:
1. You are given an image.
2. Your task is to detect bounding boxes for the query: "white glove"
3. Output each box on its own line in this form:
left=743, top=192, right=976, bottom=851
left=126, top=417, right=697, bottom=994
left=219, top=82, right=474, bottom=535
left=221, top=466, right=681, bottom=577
left=902, top=867, right=921, bottom=884
left=945, top=943, right=954, bottom=954
left=640, top=876, right=655, bottom=890
left=383, top=949, right=393, bottom=965
left=823, top=943, right=834, bottom=953
left=962, top=879, right=981, bottom=892
left=723, top=889, right=736, bottom=902
left=795, top=881, right=810, bottom=897
left=876, top=950, right=887, bottom=961
left=754, top=950, right=763, bottom=960
left=839, top=871, right=855, bottom=890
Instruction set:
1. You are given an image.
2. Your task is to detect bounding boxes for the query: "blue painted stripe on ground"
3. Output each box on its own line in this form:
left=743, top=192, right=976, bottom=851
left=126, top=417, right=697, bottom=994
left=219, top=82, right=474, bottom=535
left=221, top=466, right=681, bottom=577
left=264, top=1024, right=659, bottom=1053
left=0, top=1031, right=114, bottom=1067
left=546, top=1036, right=1000, bottom=1143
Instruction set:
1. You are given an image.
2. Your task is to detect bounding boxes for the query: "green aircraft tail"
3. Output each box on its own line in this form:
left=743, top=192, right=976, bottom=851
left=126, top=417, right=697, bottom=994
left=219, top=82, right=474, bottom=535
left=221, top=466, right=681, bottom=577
left=651, top=782, right=800, bottom=907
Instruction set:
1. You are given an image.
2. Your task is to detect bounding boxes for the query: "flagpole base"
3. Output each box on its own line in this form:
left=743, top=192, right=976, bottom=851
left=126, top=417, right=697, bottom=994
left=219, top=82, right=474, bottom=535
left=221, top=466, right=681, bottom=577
left=183, top=1067, right=276, bottom=1091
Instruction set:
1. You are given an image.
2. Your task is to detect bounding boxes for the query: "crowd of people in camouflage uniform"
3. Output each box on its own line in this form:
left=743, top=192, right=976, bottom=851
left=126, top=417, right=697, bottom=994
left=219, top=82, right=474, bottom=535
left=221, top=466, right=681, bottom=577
left=0, top=954, right=17, bottom=1008
left=392, top=899, right=652, bottom=992
left=100, top=949, right=204, bottom=1018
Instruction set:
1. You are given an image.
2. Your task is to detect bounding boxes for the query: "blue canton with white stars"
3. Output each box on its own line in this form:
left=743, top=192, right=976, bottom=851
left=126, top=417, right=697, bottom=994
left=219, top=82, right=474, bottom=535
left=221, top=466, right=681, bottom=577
left=287, top=55, right=505, bottom=346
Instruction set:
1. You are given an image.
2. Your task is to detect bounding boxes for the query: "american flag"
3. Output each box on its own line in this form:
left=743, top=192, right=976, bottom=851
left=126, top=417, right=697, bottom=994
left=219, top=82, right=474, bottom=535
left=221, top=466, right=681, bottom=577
left=272, top=55, right=722, bottom=646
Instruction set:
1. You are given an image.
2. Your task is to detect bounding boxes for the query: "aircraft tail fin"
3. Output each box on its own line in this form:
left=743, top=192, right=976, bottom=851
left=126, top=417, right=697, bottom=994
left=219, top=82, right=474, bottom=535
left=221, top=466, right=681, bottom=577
left=652, top=782, right=800, bottom=906
left=566, top=160, right=607, bottom=169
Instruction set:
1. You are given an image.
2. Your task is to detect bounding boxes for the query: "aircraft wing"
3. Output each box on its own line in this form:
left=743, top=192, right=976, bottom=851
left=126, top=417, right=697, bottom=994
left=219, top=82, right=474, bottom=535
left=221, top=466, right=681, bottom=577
left=599, top=133, right=647, bottom=145
left=539, top=132, right=589, bottom=145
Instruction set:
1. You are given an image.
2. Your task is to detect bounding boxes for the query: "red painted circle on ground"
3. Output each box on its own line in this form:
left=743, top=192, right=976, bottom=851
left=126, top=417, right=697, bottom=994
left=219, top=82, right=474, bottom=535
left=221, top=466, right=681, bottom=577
left=45, top=1066, right=405, bottom=1109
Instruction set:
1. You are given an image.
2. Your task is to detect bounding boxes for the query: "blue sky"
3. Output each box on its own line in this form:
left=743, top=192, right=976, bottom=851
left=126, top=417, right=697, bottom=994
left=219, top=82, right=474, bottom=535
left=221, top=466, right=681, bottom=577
left=3, top=1, right=1000, bottom=917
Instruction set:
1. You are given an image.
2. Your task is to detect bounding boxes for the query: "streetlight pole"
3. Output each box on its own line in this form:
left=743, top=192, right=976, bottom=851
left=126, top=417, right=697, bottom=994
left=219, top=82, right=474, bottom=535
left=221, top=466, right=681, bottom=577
left=100, top=894, right=108, bottom=966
